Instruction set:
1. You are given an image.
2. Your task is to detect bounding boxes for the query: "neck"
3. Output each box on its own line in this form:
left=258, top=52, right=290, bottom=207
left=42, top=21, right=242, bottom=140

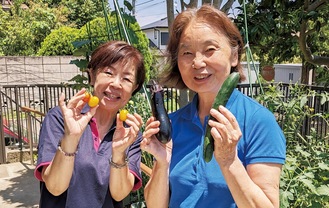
left=197, top=93, right=216, bottom=126
left=93, top=110, right=117, bottom=140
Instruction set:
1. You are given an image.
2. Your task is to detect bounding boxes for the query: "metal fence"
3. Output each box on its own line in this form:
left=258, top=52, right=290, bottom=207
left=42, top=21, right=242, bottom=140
left=0, top=83, right=328, bottom=164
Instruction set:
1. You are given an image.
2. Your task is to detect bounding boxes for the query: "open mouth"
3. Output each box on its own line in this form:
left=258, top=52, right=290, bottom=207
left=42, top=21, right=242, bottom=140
left=104, top=92, right=120, bottom=100
left=194, top=74, right=211, bottom=80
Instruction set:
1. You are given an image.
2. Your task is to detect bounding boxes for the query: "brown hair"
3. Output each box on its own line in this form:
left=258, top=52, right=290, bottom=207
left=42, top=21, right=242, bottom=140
left=87, top=40, right=145, bottom=95
left=160, top=4, right=245, bottom=89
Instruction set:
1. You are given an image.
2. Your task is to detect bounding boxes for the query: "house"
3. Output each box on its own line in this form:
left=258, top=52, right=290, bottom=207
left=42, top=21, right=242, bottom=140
left=274, top=63, right=303, bottom=84
left=141, top=17, right=169, bottom=52
left=1, top=0, right=28, bottom=11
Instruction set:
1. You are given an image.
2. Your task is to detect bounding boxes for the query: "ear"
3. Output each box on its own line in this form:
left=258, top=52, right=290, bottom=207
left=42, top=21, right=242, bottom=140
left=87, top=69, right=95, bottom=86
left=231, top=48, right=239, bottom=68
left=132, top=84, right=139, bottom=94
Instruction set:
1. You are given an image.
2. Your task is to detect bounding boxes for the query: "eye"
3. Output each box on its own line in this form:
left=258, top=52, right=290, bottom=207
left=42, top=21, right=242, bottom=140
left=183, top=51, right=192, bottom=55
left=123, top=77, right=133, bottom=83
left=205, top=46, right=220, bottom=56
left=104, top=70, right=113, bottom=76
left=205, top=46, right=218, bottom=52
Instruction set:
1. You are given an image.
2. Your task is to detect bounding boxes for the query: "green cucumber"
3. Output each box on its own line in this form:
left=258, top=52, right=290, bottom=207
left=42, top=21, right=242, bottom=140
left=203, top=72, right=240, bottom=162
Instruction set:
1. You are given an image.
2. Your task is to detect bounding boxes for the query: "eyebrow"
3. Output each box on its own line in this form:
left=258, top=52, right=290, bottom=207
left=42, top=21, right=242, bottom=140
left=179, top=39, right=220, bottom=49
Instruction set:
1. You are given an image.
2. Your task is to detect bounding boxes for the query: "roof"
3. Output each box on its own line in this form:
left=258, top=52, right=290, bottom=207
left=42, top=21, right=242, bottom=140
left=141, top=17, right=169, bottom=30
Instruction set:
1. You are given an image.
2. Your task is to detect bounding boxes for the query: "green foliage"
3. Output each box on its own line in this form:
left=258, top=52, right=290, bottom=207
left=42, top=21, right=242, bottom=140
left=37, top=26, right=80, bottom=55
left=234, top=0, right=329, bottom=85
left=280, top=141, right=329, bottom=208
left=255, top=83, right=329, bottom=207
left=0, top=0, right=105, bottom=55
left=315, top=65, right=329, bottom=87
left=59, top=0, right=104, bottom=28
left=0, top=1, right=58, bottom=55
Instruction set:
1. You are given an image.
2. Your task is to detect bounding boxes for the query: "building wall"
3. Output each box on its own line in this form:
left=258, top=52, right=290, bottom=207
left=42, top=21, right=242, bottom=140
left=0, top=56, right=83, bottom=85
left=241, top=62, right=260, bottom=84
left=274, top=63, right=302, bottom=83
left=143, top=28, right=168, bottom=51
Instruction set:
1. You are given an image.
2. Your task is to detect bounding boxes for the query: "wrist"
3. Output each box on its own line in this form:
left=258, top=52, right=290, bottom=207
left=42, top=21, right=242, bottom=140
left=109, top=155, right=129, bottom=169
left=57, top=141, right=78, bottom=157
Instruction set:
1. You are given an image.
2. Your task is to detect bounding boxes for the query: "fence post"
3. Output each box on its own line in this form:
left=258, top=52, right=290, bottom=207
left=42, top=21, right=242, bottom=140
left=0, top=92, right=6, bottom=163
left=26, top=112, right=34, bottom=165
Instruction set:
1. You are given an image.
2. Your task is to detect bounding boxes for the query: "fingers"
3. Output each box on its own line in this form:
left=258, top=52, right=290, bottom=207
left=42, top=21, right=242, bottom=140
left=116, top=112, right=145, bottom=146
left=66, top=89, right=87, bottom=109
left=208, top=106, right=242, bottom=143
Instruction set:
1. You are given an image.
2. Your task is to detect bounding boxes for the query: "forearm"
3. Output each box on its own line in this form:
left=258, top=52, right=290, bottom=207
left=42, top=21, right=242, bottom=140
left=42, top=137, right=78, bottom=196
left=144, top=161, right=170, bottom=208
left=109, top=153, right=135, bottom=201
left=220, top=158, right=278, bottom=208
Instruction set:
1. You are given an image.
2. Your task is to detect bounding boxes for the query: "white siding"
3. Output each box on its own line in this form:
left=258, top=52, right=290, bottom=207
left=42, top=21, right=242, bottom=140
left=274, top=64, right=302, bottom=83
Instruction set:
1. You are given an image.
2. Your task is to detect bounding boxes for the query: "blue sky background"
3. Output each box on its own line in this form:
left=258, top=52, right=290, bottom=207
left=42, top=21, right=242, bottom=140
left=108, top=0, right=175, bottom=26
left=108, top=0, right=240, bottom=27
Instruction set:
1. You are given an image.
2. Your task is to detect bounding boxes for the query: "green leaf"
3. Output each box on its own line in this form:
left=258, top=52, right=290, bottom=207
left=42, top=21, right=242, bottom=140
left=316, top=185, right=329, bottom=195
left=300, top=95, right=308, bottom=108
left=72, top=40, right=91, bottom=49
left=318, top=162, right=329, bottom=170
left=70, top=59, right=88, bottom=69
left=301, top=178, right=316, bottom=192
left=73, top=48, right=89, bottom=56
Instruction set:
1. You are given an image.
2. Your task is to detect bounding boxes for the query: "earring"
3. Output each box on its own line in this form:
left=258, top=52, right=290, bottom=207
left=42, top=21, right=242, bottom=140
left=192, top=64, right=195, bottom=69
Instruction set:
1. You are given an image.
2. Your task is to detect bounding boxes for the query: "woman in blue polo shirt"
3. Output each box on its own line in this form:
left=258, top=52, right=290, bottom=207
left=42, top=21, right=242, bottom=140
left=34, top=40, right=146, bottom=208
left=141, top=5, right=286, bottom=208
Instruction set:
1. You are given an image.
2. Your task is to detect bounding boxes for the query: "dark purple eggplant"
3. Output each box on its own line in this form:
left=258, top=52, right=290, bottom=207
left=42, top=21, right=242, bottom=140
left=150, top=80, right=172, bottom=144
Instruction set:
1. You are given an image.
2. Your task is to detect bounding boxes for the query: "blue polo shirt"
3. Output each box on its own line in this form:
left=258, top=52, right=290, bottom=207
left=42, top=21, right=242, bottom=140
left=168, top=89, right=286, bottom=207
left=34, top=106, right=142, bottom=208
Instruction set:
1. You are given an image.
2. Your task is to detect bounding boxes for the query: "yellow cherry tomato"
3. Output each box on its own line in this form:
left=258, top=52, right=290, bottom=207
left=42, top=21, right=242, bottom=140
left=119, top=109, right=128, bottom=121
left=88, top=96, right=99, bottom=107
left=82, top=92, right=91, bottom=102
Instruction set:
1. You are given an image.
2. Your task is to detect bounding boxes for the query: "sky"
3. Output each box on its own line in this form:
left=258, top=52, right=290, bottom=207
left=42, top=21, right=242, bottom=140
left=108, top=0, right=175, bottom=27
left=108, top=1, right=240, bottom=27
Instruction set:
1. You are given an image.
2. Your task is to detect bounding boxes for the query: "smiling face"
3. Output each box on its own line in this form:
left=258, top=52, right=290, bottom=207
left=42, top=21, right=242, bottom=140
left=177, top=22, right=238, bottom=95
left=90, top=61, right=138, bottom=112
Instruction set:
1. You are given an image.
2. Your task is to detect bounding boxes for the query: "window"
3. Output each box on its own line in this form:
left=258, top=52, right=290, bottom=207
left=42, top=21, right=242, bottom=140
left=161, top=32, right=169, bottom=45
left=288, top=73, right=293, bottom=81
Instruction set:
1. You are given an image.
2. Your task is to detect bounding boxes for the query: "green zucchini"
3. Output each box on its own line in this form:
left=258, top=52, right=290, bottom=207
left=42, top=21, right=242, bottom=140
left=203, top=72, right=240, bottom=162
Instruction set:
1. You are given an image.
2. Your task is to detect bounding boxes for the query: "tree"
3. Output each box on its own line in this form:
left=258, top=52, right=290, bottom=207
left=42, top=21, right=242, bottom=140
left=37, top=26, right=80, bottom=55
left=0, top=0, right=105, bottom=55
left=0, top=1, right=60, bottom=55
left=166, top=0, right=236, bottom=31
left=234, top=0, right=329, bottom=84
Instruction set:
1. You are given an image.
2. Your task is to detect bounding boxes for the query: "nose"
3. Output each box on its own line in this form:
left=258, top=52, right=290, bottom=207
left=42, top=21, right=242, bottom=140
left=192, top=53, right=206, bottom=69
left=109, top=76, right=122, bottom=88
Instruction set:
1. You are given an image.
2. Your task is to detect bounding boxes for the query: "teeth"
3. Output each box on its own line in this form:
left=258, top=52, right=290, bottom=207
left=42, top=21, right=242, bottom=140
left=105, top=93, right=119, bottom=99
left=195, top=74, right=209, bottom=79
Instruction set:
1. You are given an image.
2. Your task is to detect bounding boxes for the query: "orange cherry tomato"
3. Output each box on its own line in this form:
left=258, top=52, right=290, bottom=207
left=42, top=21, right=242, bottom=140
left=83, top=92, right=91, bottom=102
left=88, top=96, right=99, bottom=107
left=119, top=109, right=128, bottom=121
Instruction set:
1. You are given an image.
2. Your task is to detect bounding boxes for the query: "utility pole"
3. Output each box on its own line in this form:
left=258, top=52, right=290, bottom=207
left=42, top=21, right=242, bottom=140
left=132, top=0, right=136, bottom=16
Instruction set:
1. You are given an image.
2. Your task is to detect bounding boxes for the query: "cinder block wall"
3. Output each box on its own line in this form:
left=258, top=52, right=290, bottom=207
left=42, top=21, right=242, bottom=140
left=0, top=56, right=84, bottom=85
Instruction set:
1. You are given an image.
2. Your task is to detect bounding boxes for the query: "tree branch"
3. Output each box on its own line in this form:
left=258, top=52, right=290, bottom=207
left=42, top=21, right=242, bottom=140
left=307, top=0, right=327, bottom=12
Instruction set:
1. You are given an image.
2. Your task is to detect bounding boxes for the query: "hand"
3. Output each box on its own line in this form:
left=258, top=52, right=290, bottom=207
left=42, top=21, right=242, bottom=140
left=208, top=105, right=242, bottom=166
left=141, top=116, right=172, bottom=166
left=112, top=112, right=143, bottom=155
left=59, top=89, right=98, bottom=141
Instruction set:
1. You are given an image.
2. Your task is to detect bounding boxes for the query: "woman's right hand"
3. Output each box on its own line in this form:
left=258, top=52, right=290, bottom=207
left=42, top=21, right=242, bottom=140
left=59, top=89, right=98, bottom=142
left=141, top=116, right=172, bottom=166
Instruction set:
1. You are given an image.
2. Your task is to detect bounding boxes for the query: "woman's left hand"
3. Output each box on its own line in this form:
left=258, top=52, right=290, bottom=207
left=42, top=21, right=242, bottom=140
left=112, top=112, right=143, bottom=154
left=208, top=105, right=242, bottom=166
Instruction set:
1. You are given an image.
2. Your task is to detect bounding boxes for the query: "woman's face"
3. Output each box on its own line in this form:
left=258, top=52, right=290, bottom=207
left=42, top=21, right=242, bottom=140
left=91, top=61, right=138, bottom=112
left=177, top=22, right=238, bottom=94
